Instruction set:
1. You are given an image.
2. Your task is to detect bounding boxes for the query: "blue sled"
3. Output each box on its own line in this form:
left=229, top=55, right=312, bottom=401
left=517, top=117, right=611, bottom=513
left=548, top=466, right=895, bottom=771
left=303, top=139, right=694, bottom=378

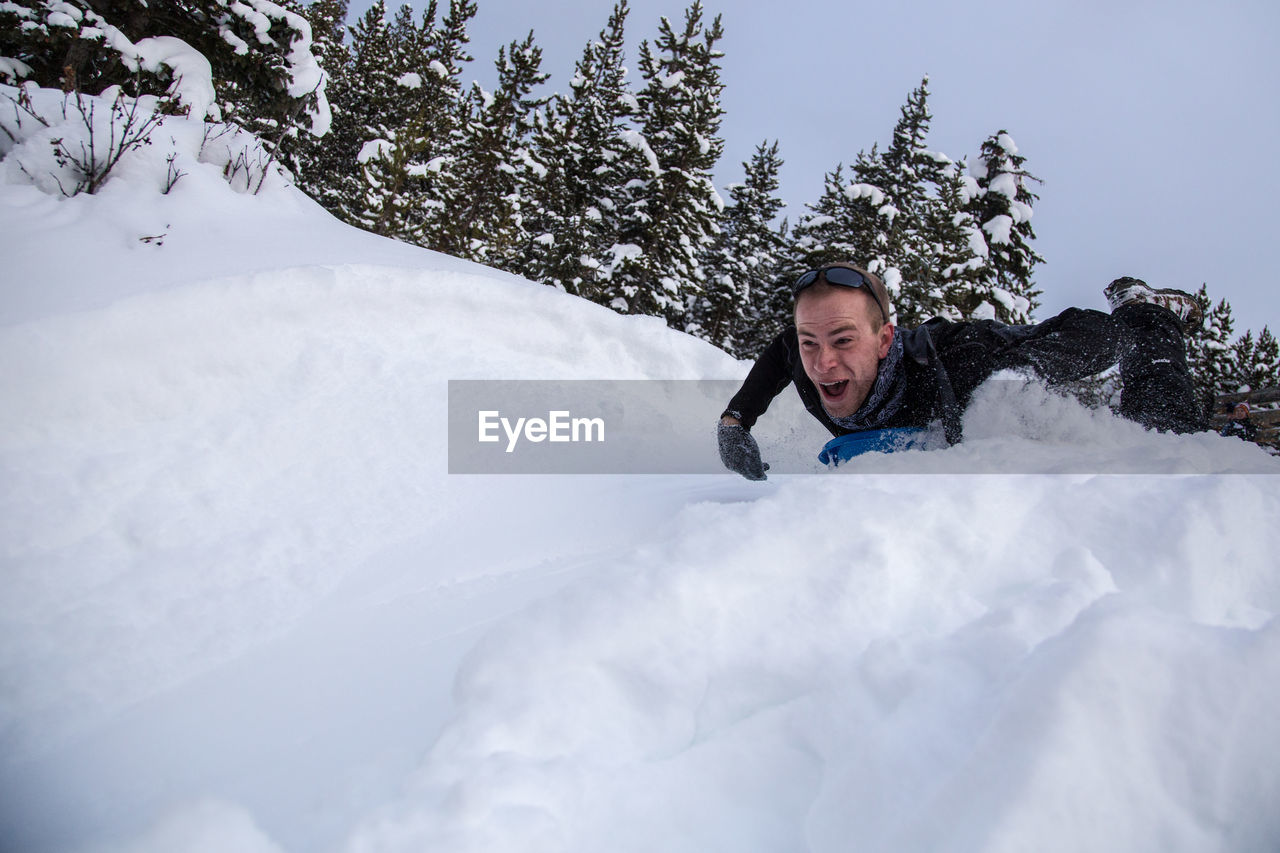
left=818, top=428, right=929, bottom=466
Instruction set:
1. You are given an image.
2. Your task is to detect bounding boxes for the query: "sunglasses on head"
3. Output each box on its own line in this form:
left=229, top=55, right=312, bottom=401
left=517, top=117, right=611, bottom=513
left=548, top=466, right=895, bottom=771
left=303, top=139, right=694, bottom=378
left=793, top=266, right=889, bottom=324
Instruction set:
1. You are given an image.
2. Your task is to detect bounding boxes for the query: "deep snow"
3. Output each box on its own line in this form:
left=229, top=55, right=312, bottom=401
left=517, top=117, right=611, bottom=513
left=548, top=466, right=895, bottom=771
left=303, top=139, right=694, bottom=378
left=2, top=94, right=1279, bottom=853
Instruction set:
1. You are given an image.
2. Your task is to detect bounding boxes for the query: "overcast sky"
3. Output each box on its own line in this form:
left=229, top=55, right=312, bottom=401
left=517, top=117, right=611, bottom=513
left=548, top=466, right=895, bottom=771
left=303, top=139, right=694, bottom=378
left=350, top=0, right=1279, bottom=331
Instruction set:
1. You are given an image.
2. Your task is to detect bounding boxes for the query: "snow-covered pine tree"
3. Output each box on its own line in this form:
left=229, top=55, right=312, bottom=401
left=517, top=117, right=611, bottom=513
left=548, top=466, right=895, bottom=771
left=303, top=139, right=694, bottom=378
left=857, top=77, right=950, bottom=326
left=0, top=0, right=329, bottom=169
left=293, top=0, right=350, bottom=197
left=438, top=30, right=548, bottom=267
left=522, top=0, right=637, bottom=299
left=1250, top=327, right=1280, bottom=390
left=694, top=139, right=787, bottom=356
left=1185, top=281, right=1278, bottom=410
left=302, top=0, right=350, bottom=71
left=789, top=78, right=952, bottom=327
left=343, top=0, right=474, bottom=244
left=206, top=0, right=332, bottom=175
left=336, top=1, right=406, bottom=235
left=790, top=159, right=895, bottom=284
left=1232, top=327, right=1280, bottom=395
left=388, top=3, right=434, bottom=113
left=609, top=1, right=725, bottom=327
left=1184, top=284, right=1236, bottom=413
left=734, top=267, right=795, bottom=359
left=963, top=130, right=1043, bottom=324
left=1230, top=331, right=1257, bottom=394
left=921, top=156, right=989, bottom=321
left=407, top=0, right=475, bottom=248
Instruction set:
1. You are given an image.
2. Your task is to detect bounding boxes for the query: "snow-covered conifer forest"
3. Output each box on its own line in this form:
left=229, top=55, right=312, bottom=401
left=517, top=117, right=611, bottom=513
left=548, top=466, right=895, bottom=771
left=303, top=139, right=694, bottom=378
left=3, top=0, right=1276, bottom=387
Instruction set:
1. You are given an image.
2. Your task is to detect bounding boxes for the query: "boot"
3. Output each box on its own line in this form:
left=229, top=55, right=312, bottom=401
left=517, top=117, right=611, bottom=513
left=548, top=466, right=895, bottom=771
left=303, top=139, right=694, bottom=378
left=1104, top=276, right=1202, bottom=326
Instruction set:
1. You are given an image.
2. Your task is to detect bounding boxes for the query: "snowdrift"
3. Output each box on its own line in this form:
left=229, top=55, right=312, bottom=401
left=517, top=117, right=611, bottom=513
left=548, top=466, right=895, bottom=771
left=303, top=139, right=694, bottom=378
left=2, top=93, right=1279, bottom=853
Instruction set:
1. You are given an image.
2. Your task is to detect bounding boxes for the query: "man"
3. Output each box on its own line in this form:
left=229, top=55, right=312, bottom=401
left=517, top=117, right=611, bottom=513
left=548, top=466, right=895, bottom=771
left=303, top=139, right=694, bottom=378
left=718, top=263, right=1204, bottom=480
left=1219, top=401, right=1259, bottom=443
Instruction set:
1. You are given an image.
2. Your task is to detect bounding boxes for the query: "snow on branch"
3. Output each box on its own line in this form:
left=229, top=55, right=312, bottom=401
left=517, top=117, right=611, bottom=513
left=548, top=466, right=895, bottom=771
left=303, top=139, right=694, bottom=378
left=622, top=129, right=660, bottom=175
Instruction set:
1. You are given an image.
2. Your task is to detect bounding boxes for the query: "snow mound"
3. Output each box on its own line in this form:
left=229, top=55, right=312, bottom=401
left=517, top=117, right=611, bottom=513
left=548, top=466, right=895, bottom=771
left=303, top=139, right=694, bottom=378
left=347, top=474, right=1280, bottom=853
left=99, top=800, right=284, bottom=853
left=0, top=260, right=745, bottom=758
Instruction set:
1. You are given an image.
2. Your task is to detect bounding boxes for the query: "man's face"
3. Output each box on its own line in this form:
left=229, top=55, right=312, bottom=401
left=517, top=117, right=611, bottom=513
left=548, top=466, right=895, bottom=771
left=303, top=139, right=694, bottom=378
left=795, top=285, right=894, bottom=419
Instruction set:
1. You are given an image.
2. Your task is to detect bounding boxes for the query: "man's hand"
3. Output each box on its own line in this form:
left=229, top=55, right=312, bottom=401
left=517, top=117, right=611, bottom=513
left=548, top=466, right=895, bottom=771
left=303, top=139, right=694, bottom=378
left=718, top=417, right=769, bottom=481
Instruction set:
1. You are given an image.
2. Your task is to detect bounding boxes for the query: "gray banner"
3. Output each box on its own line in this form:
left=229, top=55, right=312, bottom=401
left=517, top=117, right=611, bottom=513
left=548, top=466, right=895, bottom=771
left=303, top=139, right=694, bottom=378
left=449, top=380, right=737, bottom=474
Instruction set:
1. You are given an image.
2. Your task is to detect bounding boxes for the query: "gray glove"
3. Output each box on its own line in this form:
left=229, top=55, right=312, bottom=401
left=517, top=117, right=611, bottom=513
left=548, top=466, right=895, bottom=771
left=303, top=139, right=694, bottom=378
left=718, top=423, right=769, bottom=480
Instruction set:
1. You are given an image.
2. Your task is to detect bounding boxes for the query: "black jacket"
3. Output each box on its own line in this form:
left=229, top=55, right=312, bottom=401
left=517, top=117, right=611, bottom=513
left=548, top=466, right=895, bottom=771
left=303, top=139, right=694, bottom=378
left=725, top=308, right=1121, bottom=443
left=1220, top=418, right=1259, bottom=442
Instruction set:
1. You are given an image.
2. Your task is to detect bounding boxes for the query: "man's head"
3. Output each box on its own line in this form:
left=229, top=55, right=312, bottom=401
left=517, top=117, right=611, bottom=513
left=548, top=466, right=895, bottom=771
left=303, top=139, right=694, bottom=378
left=792, top=264, right=895, bottom=419
left=792, top=263, right=892, bottom=328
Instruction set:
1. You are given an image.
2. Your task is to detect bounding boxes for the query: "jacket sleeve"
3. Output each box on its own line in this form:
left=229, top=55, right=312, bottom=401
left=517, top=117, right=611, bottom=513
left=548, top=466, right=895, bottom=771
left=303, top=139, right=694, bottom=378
left=722, top=330, right=797, bottom=430
left=926, top=308, right=1121, bottom=403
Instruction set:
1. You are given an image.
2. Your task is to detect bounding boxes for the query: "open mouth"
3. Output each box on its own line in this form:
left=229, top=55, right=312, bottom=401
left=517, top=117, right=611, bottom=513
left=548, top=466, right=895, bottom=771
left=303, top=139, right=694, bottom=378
left=819, top=380, right=849, bottom=402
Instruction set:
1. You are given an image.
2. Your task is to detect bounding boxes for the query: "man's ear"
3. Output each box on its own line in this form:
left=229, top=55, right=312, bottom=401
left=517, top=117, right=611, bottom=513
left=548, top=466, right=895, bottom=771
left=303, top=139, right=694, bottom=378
left=877, top=323, right=895, bottom=359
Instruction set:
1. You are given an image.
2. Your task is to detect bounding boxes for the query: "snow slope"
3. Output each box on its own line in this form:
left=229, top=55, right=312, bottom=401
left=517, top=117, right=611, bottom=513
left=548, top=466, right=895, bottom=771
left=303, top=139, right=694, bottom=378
left=2, top=99, right=1279, bottom=853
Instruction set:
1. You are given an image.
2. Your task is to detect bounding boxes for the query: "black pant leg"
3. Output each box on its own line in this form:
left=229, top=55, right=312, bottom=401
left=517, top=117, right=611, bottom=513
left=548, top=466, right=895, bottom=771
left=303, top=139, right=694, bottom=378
left=1114, top=304, right=1204, bottom=434
left=1006, top=307, right=1122, bottom=381
left=939, top=308, right=1121, bottom=400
